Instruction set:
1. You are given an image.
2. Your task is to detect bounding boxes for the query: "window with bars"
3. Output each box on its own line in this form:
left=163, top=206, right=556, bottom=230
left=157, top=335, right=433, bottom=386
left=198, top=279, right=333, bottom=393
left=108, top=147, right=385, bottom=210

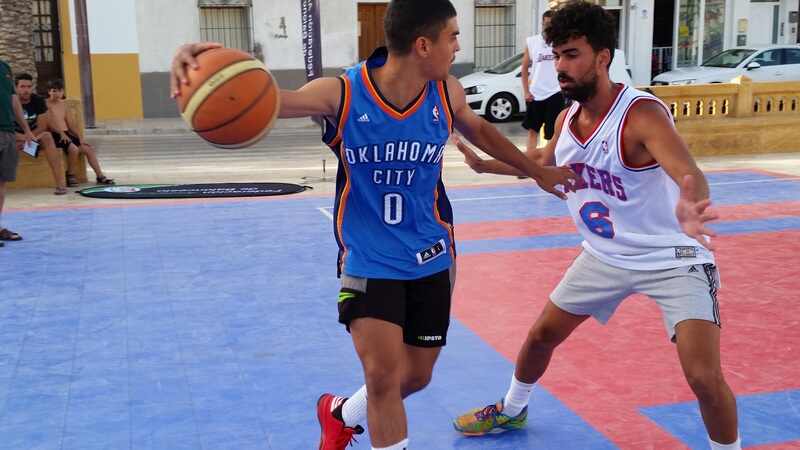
left=199, top=6, right=254, bottom=53
left=474, top=4, right=517, bottom=71
left=32, top=0, right=55, bottom=64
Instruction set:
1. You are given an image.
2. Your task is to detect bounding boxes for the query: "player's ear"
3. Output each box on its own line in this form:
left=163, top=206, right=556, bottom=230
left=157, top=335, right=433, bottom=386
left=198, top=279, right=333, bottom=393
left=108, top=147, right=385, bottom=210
left=415, top=36, right=430, bottom=57
left=597, top=48, right=612, bottom=72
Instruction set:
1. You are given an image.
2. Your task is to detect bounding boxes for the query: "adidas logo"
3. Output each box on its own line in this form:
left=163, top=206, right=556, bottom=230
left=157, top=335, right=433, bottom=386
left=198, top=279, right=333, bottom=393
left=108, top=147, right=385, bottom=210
left=688, top=266, right=699, bottom=273
left=356, top=113, right=370, bottom=123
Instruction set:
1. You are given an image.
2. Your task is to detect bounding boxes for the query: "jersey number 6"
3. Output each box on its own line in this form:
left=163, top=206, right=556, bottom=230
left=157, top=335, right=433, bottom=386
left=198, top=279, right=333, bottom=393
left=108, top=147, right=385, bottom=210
left=579, top=202, right=615, bottom=238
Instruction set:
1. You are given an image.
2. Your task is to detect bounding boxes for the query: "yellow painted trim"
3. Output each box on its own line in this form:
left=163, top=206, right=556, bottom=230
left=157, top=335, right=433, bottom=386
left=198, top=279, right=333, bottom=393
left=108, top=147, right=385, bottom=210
left=57, top=0, right=144, bottom=119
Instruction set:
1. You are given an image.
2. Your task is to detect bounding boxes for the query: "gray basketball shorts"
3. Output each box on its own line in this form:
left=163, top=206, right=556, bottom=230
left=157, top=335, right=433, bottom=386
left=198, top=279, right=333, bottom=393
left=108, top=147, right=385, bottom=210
left=0, top=131, right=19, bottom=182
left=551, top=250, right=720, bottom=341
left=338, top=262, right=456, bottom=348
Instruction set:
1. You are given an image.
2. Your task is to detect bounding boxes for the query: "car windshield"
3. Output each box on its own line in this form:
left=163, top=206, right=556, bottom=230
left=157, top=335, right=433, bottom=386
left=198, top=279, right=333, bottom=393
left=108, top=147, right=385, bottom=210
left=702, top=48, right=757, bottom=68
left=485, top=53, right=523, bottom=74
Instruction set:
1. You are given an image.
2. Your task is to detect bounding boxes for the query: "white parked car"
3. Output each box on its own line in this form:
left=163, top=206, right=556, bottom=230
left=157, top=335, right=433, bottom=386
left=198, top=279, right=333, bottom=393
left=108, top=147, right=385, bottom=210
left=459, top=49, right=633, bottom=122
left=651, top=44, right=800, bottom=86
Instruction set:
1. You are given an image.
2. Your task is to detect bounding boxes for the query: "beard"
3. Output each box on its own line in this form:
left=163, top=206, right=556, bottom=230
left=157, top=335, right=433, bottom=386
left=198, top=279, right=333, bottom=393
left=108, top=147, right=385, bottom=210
left=558, top=71, right=599, bottom=103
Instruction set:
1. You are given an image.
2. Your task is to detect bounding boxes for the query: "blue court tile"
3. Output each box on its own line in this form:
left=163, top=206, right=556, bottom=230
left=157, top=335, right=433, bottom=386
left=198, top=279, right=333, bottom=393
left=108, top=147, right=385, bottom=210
left=0, top=421, right=65, bottom=450
left=638, top=389, right=800, bottom=447
left=62, top=416, right=131, bottom=450
left=130, top=403, right=199, bottom=449
left=714, top=217, right=800, bottom=234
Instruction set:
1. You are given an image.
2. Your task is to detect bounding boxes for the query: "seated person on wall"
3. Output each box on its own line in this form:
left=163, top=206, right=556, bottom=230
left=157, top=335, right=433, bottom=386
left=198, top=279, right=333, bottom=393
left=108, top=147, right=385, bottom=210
left=45, top=78, right=114, bottom=185
left=13, top=73, right=68, bottom=195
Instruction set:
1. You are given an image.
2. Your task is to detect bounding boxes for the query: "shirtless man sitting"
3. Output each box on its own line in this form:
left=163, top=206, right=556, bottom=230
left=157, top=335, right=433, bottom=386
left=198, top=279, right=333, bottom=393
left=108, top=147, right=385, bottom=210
left=45, top=78, right=114, bottom=186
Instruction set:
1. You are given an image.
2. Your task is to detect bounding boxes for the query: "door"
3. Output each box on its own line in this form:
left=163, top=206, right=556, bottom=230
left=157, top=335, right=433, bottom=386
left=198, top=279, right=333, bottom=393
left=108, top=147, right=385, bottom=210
left=358, top=3, right=388, bottom=62
left=33, top=0, right=64, bottom=95
left=746, top=47, right=786, bottom=81
left=749, top=3, right=779, bottom=45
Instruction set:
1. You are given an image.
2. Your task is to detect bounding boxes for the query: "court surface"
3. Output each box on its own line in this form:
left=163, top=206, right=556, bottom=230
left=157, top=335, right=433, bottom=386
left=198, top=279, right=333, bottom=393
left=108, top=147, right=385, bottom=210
left=1, top=169, right=799, bottom=449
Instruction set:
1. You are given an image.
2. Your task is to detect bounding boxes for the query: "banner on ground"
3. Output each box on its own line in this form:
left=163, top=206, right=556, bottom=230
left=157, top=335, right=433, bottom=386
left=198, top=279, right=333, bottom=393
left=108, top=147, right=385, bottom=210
left=79, top=183, right=310, bottom=199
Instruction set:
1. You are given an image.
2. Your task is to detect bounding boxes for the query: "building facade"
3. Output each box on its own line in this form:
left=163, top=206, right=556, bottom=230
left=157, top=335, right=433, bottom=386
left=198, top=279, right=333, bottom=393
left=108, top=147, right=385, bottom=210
left=43, top=0, right=798, bottom=119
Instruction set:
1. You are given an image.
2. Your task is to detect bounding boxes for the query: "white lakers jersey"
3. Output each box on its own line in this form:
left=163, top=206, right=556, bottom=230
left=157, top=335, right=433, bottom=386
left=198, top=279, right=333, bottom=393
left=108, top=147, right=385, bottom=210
left=554, top=85, right=714, bottom=270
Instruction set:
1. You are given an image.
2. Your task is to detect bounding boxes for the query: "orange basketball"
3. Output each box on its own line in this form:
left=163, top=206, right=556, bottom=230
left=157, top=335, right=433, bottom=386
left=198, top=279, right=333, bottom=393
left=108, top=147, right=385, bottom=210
left=176, top=48, right=280, bottom=149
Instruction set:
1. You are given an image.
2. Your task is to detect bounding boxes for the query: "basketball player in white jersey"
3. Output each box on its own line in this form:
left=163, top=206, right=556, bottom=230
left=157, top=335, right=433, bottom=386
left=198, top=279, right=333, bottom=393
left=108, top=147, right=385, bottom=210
left=452, top=1, right=741, bottom=448
left=520, top=10, right=564, bottom=151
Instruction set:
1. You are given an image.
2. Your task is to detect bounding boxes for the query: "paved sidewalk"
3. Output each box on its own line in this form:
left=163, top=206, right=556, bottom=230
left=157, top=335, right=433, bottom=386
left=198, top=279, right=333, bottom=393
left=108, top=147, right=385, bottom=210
left=84, top=117, right=320, bottom=136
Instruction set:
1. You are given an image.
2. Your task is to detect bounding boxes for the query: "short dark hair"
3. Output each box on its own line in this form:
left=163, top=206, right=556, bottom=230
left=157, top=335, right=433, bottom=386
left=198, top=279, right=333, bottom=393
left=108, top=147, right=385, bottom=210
left=14, top=72, right=33, bottom=86
left=384, top=0, right=457, bottom=55
left=542, top=10, right=553, bottom=20
left=545, top=0, right=617, bottom=67
left=47, top=78, right=65, bottom=90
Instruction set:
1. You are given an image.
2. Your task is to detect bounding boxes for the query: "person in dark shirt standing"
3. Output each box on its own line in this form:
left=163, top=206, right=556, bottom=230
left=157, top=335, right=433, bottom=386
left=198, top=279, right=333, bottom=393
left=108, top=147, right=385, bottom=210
left=0, top=60, right=36, bottom=245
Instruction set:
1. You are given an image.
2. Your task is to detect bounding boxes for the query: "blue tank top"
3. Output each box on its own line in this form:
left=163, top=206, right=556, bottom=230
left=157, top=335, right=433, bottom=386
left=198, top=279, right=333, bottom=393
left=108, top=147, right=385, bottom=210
left=322, top=47, right=455, bottom=279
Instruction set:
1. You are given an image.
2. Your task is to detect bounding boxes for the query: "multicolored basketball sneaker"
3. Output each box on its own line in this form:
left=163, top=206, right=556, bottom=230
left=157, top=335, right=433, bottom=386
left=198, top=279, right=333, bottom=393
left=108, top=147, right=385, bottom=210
left=453, top=398, right=528, bottom=436
left=317, top=393, right=364, bottom=450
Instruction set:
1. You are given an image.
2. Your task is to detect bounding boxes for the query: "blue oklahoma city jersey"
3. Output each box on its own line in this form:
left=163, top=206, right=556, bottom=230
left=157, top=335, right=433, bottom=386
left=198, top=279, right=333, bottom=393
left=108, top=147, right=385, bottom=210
left=322, top=47, right=456, bottom=279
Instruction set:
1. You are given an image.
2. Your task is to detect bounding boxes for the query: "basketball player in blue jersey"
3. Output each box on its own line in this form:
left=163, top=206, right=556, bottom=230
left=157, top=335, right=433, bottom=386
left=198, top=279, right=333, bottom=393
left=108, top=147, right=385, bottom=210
left=170, top=1, right=578, bottom=449
left=451, top=2, right=741, bottom=448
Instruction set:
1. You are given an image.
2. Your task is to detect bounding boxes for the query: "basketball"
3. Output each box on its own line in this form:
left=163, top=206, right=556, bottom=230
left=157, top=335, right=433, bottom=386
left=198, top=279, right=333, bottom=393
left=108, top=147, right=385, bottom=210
left=176, top=48, right=280, bottom=149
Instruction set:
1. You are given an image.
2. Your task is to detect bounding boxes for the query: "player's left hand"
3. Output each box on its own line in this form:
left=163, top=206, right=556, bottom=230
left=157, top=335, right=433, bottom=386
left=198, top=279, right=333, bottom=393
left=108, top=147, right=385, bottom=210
left=676, top=175, right=719, bottom=251
left=170, top=42, right=223, bottom=98
left=451, top=135, right=487, bottom=173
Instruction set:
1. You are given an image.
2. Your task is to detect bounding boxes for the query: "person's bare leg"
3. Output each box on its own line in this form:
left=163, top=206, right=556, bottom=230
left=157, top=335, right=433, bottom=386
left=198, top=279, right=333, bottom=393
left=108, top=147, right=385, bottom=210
left=38, top=134, right=65, bottom=189
left=80, top=142, right=105, bottom=178
left=400, top=345, right=441, bottom=398
left=0, top=181, right=6, bottom=227
left=65, top=143, right=79, bottom=177
left=349, top=317, right=407, bottom=448
left=513, top=300, right=589, bottom=383
left=525, top=129, right=540, bottom=153
left=675, top=319, right=739, bottom=444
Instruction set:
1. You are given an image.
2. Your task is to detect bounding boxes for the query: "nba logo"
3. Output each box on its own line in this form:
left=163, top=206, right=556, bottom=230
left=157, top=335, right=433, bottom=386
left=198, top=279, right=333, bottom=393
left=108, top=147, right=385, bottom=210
left=432, top=106, right=440, bottom=122
left=601, top=141, right=609, bottom=153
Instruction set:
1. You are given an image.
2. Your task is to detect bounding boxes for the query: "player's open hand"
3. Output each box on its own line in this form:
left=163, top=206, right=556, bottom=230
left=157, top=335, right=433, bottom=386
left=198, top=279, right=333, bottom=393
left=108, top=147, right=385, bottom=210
left=529, top=166, right=578, bottom=200
left=451, top=135, right=486, bottom=173
left=170, top=42, right=223, bottom=98
left=676, top=175, right=719, bottom=250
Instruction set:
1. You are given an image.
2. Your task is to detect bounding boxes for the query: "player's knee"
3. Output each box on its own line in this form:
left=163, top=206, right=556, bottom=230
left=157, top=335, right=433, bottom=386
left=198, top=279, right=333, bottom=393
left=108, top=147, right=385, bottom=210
left=363, top=364, right=401, bottom=397
left=401, top=371, right=432, bottom=396
left=39, top=133, right=55, bottom=147
left=683, top=366, right=725, bottom=400
left=524, top=324, right=564, bottom=351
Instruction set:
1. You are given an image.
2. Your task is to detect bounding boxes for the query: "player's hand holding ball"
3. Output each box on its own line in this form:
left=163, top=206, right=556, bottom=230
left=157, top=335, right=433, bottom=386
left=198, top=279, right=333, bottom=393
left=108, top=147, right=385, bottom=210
left=172, top=43, right=280, bottom=149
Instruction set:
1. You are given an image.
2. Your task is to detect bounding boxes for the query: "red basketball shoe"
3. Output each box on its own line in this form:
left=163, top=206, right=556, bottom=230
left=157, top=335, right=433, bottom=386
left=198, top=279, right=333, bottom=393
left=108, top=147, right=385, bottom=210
left=317, top=394, right=364, bottom=450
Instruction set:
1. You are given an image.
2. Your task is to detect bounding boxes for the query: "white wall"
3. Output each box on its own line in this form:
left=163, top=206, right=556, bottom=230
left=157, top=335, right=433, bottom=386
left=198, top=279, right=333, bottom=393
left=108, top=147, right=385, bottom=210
left=136, top=0, right=199, bottom=72
left=70, top=0, right=138, bottom=54
left=628, top=0, right=655, bottom=86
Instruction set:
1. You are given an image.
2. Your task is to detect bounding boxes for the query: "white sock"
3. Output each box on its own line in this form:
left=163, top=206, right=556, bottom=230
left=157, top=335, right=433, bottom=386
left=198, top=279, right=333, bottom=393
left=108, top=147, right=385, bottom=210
left=502, top=372, right=536, bottom=417
left=342, top=385, right=368, bottom=428
left=709, top=434, right=741, bottom=450
left=372, top=438, right=408, bottom=450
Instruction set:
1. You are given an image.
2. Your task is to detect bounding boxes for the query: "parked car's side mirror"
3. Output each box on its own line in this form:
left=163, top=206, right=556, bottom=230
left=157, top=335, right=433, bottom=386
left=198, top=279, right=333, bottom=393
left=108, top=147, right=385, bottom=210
left=746, top=62, right=762, bottom=70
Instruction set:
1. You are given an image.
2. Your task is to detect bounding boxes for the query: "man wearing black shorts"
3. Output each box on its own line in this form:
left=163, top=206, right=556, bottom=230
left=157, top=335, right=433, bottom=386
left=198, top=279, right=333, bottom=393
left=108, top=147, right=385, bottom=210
left=520, top=11, right=566, bottom=151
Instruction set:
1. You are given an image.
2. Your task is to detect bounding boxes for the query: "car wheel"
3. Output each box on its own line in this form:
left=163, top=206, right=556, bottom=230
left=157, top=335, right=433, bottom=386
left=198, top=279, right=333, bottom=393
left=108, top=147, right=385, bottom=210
left=485, top=93, right=517, bottom=123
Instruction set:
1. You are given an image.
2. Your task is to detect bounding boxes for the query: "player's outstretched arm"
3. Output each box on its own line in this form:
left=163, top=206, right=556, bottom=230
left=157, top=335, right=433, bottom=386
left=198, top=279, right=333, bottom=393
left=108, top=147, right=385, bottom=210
left=448, top=76, right=575, bottom=199
left=278, top=78, right=342, bottom=119
left=170, top=42, right=223, bottom=98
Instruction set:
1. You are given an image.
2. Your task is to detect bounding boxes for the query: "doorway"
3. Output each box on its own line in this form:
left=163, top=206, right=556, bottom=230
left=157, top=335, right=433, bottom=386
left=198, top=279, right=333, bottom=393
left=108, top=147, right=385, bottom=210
left=358, top=3, right=388, bottom=61
left=33, top=0, right=64, bottom=95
